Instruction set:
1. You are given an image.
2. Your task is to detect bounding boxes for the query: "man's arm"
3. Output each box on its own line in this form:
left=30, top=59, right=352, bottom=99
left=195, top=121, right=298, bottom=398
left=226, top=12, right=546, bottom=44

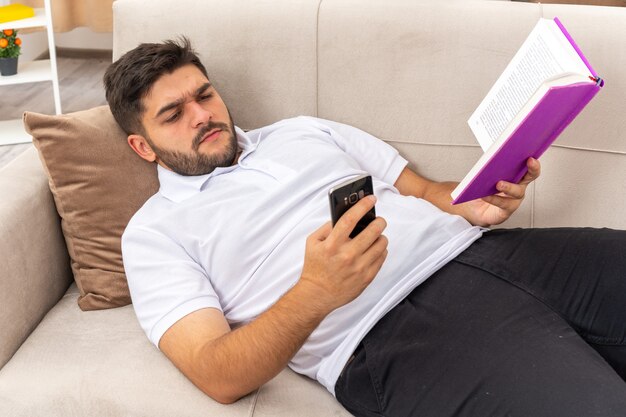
left=393, top=158, right=541, bottom=227
left=160, top=196, right=387, bottom=404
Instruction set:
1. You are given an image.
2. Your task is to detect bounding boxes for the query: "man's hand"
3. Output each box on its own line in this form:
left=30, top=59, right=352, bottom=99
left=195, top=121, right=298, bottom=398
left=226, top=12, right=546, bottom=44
left=299, top=195, right=388, bottom=312
left=394, top=157, right=541, bottom=227
left=460, top=157, right=541, bottom=227
left=159, top=194, right=388, bottom=405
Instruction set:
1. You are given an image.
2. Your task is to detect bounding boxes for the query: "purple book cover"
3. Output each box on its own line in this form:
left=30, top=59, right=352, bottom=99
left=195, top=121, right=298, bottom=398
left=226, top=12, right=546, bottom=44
left=452, top=17, right=603, bottom=205
left=452, top=82, right=601, bottom=205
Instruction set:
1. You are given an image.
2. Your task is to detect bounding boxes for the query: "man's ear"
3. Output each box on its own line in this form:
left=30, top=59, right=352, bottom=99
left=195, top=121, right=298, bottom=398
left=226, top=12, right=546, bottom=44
left=128, top=134, right=157, bottom=163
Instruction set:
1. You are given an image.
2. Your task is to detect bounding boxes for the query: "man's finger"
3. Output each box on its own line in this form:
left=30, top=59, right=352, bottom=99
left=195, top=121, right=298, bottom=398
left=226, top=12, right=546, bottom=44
left=481, top=193, right=515, bottom=211
left=496, top=181, right=525, bottom=200
left=331, top=195, right=377, bottom=240
left=362, top=245, right=388, bottom=282
left=519, top=157, right=541, bottom=185
left=361, top=234, right=388, bottom=263
left=350, top=216, right=387, bottom=253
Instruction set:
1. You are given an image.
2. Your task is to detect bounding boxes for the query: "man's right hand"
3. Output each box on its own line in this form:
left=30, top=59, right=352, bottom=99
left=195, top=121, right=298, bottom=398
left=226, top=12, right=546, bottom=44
left=159, top=195, right=388, bottom=405
left=299, top=195, right=388, bottom=313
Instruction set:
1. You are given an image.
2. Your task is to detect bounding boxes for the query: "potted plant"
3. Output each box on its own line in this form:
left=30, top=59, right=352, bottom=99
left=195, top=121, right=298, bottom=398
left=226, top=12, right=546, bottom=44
left=0, top=29, right=22, bottom=76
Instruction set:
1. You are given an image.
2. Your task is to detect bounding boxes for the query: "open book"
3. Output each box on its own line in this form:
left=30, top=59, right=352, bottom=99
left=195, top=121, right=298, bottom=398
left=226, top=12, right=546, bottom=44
left=451, top=17, right=603, bottom=205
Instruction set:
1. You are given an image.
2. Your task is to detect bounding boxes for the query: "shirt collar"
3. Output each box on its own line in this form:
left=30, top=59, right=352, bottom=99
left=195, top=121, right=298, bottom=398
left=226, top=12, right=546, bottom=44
left=157, top=126, right=255, bottom=203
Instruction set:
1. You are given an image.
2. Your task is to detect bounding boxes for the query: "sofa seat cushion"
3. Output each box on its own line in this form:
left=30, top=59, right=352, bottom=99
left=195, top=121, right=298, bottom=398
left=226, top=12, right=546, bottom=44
left=0, top=284, right=349, bottom=417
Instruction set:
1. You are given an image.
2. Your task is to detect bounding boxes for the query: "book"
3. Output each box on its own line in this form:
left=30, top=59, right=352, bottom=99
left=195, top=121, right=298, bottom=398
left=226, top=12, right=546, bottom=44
left=0, top=4, right=35, bottom=24
left=450, top=17, right=603, bottom=205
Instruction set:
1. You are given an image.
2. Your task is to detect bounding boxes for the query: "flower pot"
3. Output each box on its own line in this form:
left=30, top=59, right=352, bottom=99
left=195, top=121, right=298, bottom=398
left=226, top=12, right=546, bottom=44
left=0, top=57, right=18, bottom=76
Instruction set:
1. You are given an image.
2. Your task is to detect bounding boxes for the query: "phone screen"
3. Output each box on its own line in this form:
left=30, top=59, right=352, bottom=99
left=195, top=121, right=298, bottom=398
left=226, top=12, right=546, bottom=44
left=328, top=174, right=376, bottom=238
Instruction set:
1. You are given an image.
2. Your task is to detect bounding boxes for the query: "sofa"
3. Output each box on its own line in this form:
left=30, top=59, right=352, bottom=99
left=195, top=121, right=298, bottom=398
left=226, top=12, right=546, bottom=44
left=1, top=0, right=625, bottom=415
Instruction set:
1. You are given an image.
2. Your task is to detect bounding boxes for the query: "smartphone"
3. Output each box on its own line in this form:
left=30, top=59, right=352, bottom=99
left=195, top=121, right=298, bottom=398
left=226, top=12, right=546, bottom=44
left=328, top=174, right=376, bottom=238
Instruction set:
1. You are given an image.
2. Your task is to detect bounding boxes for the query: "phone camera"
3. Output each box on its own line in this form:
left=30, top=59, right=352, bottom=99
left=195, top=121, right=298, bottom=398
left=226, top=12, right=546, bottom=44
left=348, top=192, right=359, bottom=204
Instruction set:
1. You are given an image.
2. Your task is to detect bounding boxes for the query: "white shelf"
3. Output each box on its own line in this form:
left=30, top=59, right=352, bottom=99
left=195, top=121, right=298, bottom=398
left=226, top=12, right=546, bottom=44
left=0, top=119, right=31, bottom=145
left=0, top=0, right=59, bottom=147
left=0, top=59, right=53, bottom=86
left=0, top=8, right=47, bottom=31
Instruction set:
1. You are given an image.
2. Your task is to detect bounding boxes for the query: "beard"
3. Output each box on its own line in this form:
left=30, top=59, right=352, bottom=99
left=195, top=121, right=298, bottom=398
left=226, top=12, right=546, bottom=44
left=147, top=115, right=238, bottom=176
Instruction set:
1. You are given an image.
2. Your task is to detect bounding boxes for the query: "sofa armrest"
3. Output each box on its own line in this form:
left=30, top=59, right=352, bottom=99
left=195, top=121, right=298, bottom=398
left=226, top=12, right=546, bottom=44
left=0, top=147, right=72, bottom=370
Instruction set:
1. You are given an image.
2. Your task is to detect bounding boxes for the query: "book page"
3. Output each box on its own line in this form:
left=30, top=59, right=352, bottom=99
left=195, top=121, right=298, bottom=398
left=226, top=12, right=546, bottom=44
left=468, top=19, right=591, bottom=151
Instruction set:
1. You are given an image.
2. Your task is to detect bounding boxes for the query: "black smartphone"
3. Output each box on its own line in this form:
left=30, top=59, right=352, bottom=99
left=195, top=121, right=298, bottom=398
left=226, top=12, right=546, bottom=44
left=328, top=174, right=376, bottom=238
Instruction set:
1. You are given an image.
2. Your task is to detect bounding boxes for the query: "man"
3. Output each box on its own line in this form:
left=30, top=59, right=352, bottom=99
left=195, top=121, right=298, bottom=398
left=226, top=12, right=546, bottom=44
left=104, top=38, right=626, bottom=417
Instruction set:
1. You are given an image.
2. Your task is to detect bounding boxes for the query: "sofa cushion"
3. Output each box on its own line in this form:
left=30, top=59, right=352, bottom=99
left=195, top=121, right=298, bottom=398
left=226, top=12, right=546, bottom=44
left=0, top=284, right=350, bottom=417
left=24, top=106, right=159, bottom=310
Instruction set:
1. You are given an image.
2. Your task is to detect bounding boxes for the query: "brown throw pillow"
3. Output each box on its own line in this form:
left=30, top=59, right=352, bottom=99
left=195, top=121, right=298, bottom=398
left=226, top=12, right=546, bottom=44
left=24, top=106, right=159, bottom=310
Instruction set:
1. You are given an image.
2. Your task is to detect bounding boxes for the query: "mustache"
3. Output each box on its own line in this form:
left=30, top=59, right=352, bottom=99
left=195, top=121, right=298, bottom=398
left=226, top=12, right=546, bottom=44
left=192, top=121, right=230, bottom=150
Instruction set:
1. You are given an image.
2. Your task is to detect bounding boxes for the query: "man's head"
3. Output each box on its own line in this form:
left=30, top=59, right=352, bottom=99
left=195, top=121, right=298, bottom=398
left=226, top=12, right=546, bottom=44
left=104, top=37, right=238, bottom=176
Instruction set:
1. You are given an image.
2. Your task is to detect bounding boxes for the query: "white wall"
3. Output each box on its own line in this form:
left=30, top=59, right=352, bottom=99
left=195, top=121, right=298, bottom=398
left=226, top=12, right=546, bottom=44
left=57, top=28, right=113, bottom=50
left=17, top=31, right=48, bottom=61
left=17, top=28, right=112, bottom=61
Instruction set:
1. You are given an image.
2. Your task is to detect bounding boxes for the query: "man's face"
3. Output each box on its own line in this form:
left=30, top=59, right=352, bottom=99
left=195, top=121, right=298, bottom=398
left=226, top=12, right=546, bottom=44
left=133, top=64, right=238, bottom=176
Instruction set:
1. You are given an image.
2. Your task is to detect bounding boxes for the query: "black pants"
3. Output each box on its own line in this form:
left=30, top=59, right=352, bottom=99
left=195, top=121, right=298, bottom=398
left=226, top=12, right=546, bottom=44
left=335, top=228, right=626, bottom=417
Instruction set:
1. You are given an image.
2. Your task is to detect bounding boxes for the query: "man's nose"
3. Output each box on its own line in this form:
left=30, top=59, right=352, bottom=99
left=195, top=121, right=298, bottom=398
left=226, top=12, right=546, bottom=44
left=189, top=101, right=213, bottom=128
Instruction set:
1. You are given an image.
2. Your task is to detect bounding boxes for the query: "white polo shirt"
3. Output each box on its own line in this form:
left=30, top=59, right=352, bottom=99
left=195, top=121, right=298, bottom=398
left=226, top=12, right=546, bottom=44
left=122, top=116, right=483, bottom=395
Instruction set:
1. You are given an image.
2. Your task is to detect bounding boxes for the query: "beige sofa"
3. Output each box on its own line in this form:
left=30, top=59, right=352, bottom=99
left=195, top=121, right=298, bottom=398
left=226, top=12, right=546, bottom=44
left=1, top=0, right=625, bottom=415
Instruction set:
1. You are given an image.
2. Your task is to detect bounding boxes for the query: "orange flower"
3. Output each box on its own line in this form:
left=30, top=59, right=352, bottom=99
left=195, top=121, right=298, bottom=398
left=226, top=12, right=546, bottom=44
left=3, top=29, right=14, bottom=36
left=15, top=38, right=21, bottom=46
left=0, top=38, right=8, bottom=48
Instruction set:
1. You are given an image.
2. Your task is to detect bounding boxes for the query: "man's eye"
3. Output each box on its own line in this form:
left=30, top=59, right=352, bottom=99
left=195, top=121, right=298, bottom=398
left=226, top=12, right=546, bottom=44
left=165, top=112, right=180, bottom=123
left=199, top=93, right=213, bottom=101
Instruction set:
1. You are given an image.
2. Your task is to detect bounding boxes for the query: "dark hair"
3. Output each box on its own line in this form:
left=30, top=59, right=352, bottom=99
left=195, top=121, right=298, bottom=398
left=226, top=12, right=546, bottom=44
left=103, top=37, right=209, bottom=135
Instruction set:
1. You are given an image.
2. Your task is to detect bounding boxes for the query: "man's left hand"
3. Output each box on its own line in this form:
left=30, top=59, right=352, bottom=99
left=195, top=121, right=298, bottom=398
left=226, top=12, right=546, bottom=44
left=462, top=157, right=541, bottom=227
